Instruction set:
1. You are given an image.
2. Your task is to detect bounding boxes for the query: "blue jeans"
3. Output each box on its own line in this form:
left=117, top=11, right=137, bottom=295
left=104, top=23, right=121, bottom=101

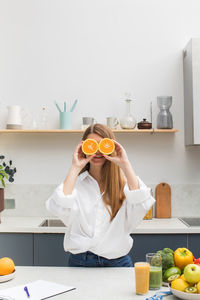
left=68, top=251, right=133, bottom=267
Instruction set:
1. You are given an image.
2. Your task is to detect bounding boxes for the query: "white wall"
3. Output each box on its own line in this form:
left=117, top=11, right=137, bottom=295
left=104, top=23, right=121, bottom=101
left=0, top=0, right=200, bottom=185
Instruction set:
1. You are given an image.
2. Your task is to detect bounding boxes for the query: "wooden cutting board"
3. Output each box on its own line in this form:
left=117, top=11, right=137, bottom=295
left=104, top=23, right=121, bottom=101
left=155, top=183, right=171, bottom=218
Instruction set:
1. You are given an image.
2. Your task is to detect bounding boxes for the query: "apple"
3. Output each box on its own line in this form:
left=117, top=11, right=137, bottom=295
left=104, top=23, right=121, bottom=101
left=184, top=264, right=200, bottom=284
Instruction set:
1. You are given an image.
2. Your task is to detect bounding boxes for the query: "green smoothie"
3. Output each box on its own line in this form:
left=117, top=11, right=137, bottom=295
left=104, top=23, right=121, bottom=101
left=149, top=266, right=162, bottom=289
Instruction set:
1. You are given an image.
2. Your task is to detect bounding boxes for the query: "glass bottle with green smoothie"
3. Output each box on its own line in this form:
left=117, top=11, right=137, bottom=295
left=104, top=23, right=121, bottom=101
left=146, top=253, right=162, bottom=290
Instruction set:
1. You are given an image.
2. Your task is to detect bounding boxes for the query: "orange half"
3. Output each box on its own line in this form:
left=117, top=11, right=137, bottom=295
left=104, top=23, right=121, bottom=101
left=99, top=138, right=115, bottom=155
left=82, top=139, right=99, bottom=155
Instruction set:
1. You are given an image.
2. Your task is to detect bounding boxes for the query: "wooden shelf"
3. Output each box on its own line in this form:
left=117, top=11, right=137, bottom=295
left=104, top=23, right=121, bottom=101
left=0, top=129, right=178, bottom=133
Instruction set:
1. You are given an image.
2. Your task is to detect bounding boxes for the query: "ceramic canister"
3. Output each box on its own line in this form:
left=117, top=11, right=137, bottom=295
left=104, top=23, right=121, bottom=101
left=6, top=105, right=22, bottom=129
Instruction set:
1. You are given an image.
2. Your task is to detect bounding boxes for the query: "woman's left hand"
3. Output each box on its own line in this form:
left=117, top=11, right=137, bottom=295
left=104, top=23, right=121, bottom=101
left=103, top=140, right=130, bottom=170
left=105, top=140, right=139, bottom=190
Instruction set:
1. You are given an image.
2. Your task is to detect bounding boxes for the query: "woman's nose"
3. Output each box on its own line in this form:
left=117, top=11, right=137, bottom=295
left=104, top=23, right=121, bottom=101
left=96, top=150, right=101, bottom=155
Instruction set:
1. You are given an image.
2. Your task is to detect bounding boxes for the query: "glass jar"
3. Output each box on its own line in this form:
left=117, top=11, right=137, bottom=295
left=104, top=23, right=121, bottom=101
left=120, top=97, right=136, bottom=129
left=39, top=106, right=48, bottom=129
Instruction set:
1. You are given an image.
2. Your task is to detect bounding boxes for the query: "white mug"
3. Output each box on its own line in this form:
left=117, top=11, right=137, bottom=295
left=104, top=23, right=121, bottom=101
left=7, top=105, right=22, bottom=125
left=6, top=105, right=27, bottom=129
left=106, top=117, right=119, bottom=130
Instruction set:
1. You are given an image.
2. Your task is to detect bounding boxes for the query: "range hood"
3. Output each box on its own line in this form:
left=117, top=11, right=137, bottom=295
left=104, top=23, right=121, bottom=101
left=183, top=39, right=200, bottom=146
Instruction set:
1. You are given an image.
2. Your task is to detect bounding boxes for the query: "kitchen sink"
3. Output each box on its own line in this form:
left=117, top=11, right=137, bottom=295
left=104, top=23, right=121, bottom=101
left=39, top=219, right=66, bottom=227
left=179, top=217, right=200, bottom=227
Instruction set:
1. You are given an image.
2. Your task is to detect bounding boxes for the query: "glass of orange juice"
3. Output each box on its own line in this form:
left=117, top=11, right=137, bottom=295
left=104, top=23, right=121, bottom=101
left=134, top=262, right=150, bottom=295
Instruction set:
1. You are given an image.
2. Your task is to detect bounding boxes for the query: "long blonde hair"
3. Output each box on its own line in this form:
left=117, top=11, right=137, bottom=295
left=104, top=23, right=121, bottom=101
left=80, top=123, right=126, bottom=221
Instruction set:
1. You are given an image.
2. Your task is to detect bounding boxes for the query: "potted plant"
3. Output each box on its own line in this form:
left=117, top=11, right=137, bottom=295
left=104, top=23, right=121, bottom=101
left=0, top=155, right=17, bottom=221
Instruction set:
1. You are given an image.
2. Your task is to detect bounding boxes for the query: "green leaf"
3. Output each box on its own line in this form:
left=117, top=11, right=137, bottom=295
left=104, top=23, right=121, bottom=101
left=0, top=170, right=8, bottom=179
left=0, top=178, right=5, bottom=187
left=4, top=173, right=8, bottom=179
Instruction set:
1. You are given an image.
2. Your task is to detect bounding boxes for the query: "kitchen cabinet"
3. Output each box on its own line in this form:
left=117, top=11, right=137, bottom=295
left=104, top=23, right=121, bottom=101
left=34, top=233, right=187, bottom=266
left=129, top=234, right=187, bottom=263
left=0, top=232, right=193, bottom=266
left=33, top=234, right=70, bottom=266
left=0, top=233, right=33, bottom=265
left=187, top=234, right=200, bottom=258
left=183, top=38, right=200, bottom=145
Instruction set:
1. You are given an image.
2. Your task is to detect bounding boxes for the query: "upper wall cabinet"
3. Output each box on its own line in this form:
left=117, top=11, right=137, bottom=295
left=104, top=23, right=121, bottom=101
left=183, top=39, right=200, bottom=146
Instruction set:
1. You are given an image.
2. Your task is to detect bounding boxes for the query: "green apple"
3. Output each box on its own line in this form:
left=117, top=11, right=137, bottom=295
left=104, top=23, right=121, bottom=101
left=184, top=264, right=200, bottom=284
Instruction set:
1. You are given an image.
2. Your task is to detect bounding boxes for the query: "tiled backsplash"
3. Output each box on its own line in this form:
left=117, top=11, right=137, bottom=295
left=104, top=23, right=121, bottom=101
left=171, top=184, right=200, bottom=218
left=2, top=184, right=200, bottom=218
left=2, top=184, right=57, bottom=217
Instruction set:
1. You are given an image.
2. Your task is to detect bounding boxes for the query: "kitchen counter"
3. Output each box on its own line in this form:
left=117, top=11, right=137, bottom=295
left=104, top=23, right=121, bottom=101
left=0, top=216, right=199, bottom=233
left=0, top=266, right=176, bottom=300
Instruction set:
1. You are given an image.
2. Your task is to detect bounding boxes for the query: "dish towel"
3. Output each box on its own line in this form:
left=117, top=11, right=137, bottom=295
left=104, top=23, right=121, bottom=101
left=146, top=291, right=172, bottom=300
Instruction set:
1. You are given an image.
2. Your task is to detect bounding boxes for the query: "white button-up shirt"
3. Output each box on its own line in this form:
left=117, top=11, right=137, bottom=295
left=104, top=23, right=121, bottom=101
left=46, top=171, right=155, bottom=259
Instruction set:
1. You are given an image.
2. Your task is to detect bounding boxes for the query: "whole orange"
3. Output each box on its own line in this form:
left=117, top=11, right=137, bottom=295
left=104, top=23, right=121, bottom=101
left=0, top=257, right=15, bottom=275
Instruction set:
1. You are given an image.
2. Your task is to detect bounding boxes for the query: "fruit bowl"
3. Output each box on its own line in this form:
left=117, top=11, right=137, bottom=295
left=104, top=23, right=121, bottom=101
left=170, top=287, right=200, bottom=300
left=162, top=281, right=169, bottom=287
left=0, top=270, right=16, bottom=283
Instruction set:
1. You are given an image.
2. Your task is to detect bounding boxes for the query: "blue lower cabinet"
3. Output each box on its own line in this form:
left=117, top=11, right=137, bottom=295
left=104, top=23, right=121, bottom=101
left=0, top=232, right=192, bottom=266
left=188, top=235, right=200, bottom=258
left=129, top=234, right=188, bottom=264
left=0, top=233, right=33, bottom=265
left=33, top=234, right=70, bottom=266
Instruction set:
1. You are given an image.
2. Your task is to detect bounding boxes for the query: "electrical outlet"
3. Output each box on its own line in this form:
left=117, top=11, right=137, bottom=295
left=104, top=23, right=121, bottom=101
left=5, top=199, right=15, bottom=209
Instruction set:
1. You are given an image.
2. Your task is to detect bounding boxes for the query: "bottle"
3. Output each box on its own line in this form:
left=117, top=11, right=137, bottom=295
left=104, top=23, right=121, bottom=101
left=39, top=106, right=48, bottom=129
left=120, top=93, right=136, bottom=129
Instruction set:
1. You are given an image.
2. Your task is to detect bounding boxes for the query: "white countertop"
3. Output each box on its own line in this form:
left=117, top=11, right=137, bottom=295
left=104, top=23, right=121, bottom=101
left=0, top=266, right=176, bottom=300
left=0, top=216, right=199, bottom=234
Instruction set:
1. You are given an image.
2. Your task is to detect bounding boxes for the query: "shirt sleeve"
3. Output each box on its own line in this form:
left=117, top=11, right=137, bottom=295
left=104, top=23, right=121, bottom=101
left=124, top=176, right=155, bottom=232
left=46, top=182, right=78, bottom=226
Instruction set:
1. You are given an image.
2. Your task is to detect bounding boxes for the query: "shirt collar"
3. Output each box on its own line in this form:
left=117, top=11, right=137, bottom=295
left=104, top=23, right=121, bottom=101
left=79, top=170, right=105, bottom=196
left=79, top=170, right=90, bottom=181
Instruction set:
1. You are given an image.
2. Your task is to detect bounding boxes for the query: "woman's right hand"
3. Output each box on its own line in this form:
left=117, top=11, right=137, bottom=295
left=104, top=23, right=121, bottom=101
left=72, top=142, right=94, bottom=171
left=63, top=142, right=94, bottom=195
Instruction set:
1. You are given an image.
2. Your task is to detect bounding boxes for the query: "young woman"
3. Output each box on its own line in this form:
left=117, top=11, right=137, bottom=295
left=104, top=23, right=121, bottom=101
left=46, top=123, right=155, bottom=267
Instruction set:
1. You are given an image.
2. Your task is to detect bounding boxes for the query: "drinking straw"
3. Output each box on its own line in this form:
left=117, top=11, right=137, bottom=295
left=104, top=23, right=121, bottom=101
left=70, top=99, right=78, bottom=112
left=54, top=101, right=62, bottom=113
left=64, top=102, right=66, bottom=112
